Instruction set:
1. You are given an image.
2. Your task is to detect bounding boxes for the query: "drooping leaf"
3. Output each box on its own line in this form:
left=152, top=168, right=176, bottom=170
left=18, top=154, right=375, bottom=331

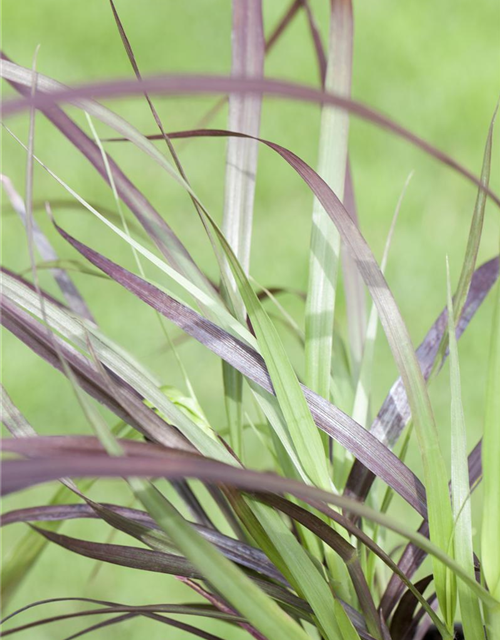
left=3, top=64, right=496, bottom=202
left=2, top=438, right=496, bottom=613
left=0, top=53, right=216, bottom=297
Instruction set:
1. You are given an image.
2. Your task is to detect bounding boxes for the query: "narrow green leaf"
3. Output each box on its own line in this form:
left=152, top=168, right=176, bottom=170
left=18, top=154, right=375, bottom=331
left=200, top=205, right=332, bottom=491
left=482, top=240, right=500, bottom=601
left=433, top=106, right=497, bottom=375
left=132, top=483, right=311, bottom=640
left=352, top=172, right=411, bottom=428
left=305, top=0, right=352, bottom=406
left=446, top=258, right=484, bottom=640
left=221, top=0, right=264, bottom=458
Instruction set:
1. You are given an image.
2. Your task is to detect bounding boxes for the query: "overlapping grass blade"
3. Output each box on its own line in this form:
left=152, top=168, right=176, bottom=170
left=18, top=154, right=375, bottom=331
left=3, top=249, right=348, bottom=637
left=0, top=600, right=238, bottom=638
left=3, top=438, right=497, bottom=618
left=129, top=485, right=312, bottom=640
left=3, top=249, right=352, bottom=638
left=345, top=256, right=499, bottom=506
left=196, top=190, right=333, bottom=492
left=3, top=126, right=255, bottom=350
left=261, top=495, right=380, bottom=639
left=0, top=502, right=286, bottom=584
left=0, top=293, right=192, bottom=452
left=379, top=439, right=483, bottom=619
left=51, top=221, right=429, bottom=514
left=63, top=613, right=226, bottom=640
left=1, top=175, right=94, bottom=321
left=351, top=173, right=409, bottom=428
left=0, top=54, right=216, bottom=295
left=389, top=575, right=432, bottom=640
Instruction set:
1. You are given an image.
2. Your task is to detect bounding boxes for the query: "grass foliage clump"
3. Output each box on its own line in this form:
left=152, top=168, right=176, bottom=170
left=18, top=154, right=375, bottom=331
left=1, top=2, right=499, bottom=639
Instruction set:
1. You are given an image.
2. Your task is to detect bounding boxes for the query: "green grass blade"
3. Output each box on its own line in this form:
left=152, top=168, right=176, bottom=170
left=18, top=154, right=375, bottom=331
left=221, top=0, right=264, bottom=458
left=352, top=172, right=410, bottom=428
left=482, top=235, right=500, bottom=606
left=305, top=0, right=352, bottom=406
left=132, top=482, right=312, bottom=640
left=341, top=165, right=367, bottom=382
left=432, top=106, right=497, bottom=377
left=200, top=207, right=332, bottom=491
left=446, top=258, right=484, bottom=640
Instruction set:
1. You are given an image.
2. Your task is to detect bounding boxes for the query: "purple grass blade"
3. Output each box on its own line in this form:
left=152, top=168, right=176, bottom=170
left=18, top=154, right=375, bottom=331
left=0, top=597, right=231, bottom=640
left=0, top=595, right=224, bottom=626
left=0, top=384, right=34, bottom=437
left=0, top=437, right=421, bottom=522
left=1, top=175, right=94, bottom=322
left=2, top=71, right=499, bottom=204
left=389, top=575, right=433, bottom=640
left=301, top=0, right=327, bottom=85
left=29, top=525, right=201, bottom=578
left=224, top=0, right=264, bottom=280
left=179, top=578, right=268, bottom=640
left=22, top=522, right=309, bottom=616
left=266, top=1, right=301, bottom=51
left=345, top=257, right=499, bottom=506
left=54, top=221, right=428, bottom=516
left=63, top=614, right=137, bottom=640
left=0, top=502, right=287, bottom=585
left=1, top=605, right=232, bottom=639
left=222, top=0, right=265, bottom=458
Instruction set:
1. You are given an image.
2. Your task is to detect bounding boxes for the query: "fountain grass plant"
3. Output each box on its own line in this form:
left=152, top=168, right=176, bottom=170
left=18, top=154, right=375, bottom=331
left=1, top=1, right=499, bottom=639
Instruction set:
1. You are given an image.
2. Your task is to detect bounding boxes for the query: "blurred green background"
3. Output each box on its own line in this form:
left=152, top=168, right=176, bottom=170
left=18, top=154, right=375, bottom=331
left=1, top=0, right=499, bottom=637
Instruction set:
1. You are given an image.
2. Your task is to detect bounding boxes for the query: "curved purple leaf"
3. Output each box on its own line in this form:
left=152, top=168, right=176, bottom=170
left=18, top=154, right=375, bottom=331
left=2, top=71, right=497, bottom=204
